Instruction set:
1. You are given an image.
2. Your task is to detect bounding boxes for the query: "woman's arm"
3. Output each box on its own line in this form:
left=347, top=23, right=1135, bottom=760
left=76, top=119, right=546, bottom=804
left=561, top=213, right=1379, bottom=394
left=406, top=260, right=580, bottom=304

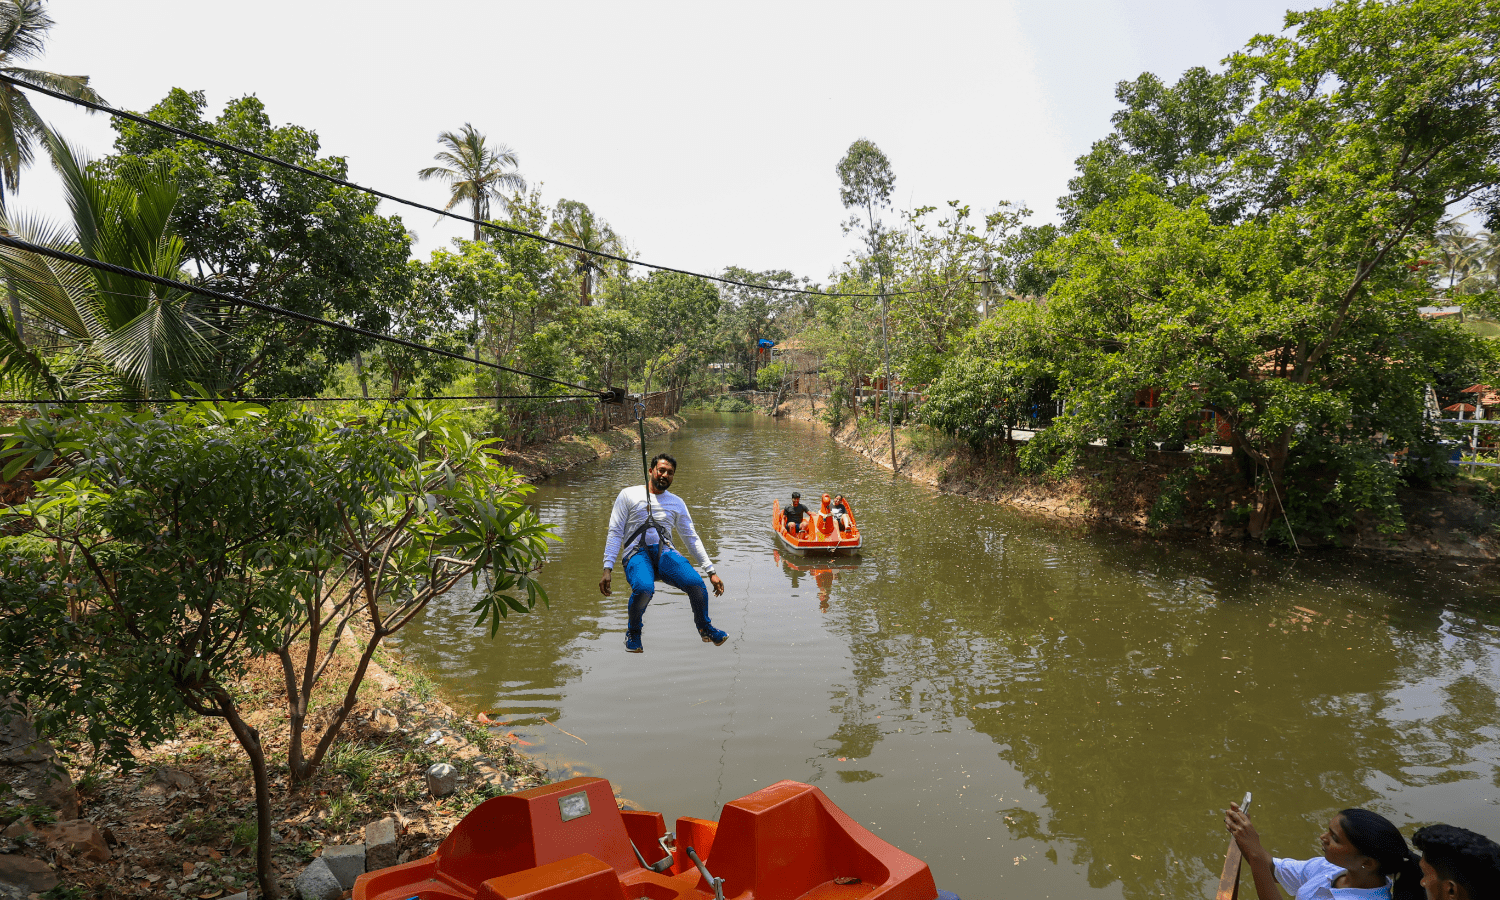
left=1225, top=804, right=1285, bottom=900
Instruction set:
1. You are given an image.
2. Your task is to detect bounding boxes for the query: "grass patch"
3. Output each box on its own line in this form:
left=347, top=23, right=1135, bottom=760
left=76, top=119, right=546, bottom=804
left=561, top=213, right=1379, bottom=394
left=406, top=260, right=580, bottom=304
left=167, top=809, right=231, bottom=845
left=326, top=742, right=393, bottom=791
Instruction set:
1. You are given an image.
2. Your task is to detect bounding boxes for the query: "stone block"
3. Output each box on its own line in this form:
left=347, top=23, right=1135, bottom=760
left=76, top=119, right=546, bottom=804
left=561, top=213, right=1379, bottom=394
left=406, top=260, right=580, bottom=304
left=319, top=844, right=365, bottom=890
left=0, top=855, right=58, bottom=894
left=369, top=708, right=400, bottom=735
left=364, top=817, right=399, bottom=871
left=41, top=819, right=111, bottom=862
left=223, top=894, right=249, bottom=900
left=153, top=767, right=196, bottom=792
left=294, top=857, right=343, bottom=900
left=425, top=762, right=458, bottom=798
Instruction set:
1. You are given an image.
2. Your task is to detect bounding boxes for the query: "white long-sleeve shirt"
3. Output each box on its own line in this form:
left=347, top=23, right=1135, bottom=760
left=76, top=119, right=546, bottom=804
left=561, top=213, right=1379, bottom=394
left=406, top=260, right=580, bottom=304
left=1273, top=857, right=1392, bottom=900
left=602, top=485, right=715, bottom=573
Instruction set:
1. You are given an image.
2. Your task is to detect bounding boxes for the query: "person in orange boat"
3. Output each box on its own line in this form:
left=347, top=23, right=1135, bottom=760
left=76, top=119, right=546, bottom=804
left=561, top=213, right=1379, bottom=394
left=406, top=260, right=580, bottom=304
left=831, top=495, right=852, bottom=530
left=783, top=491, right=810, bottom=535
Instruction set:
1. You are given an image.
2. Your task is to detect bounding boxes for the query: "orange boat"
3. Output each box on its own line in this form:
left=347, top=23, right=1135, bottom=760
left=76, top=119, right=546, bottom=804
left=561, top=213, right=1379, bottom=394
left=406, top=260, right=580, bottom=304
left=354, top=776, right=959, bottom=900
left=773, top=494, right=861, bottom=556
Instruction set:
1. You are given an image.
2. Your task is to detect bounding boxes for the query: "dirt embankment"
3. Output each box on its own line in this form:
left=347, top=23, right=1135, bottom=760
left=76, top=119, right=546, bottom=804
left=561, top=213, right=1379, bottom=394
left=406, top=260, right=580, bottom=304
left=498, top=415, right=684, bottom=483
left=761, top=395, right=1500, bottom=562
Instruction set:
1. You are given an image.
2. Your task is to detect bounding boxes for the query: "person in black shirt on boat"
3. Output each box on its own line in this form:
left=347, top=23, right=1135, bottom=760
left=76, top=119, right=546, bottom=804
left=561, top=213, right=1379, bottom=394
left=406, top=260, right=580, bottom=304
left=784, top=492, right=810, bottom=535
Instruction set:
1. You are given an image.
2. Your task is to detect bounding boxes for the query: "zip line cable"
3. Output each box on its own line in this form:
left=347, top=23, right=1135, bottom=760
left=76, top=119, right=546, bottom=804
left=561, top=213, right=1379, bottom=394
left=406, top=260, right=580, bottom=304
left=0, top=74, right=1004, bottom=302
left=0, top=232, right=608, bottom=398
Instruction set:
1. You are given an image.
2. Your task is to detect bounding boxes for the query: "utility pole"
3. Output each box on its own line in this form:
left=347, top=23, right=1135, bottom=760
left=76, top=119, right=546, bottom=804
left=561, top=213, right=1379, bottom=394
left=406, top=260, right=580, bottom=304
left=878, top=273, right=896, bottom=474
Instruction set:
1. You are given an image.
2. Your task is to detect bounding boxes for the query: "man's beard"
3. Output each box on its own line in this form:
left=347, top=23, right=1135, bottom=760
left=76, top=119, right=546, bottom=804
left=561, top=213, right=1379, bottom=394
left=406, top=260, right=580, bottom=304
left=652, top=476, right=670, bottom=492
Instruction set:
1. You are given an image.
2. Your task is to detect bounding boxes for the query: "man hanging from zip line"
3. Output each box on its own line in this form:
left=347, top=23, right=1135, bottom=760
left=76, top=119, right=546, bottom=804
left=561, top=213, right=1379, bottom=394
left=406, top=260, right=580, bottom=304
left=599, top=452, right=727, bottom=653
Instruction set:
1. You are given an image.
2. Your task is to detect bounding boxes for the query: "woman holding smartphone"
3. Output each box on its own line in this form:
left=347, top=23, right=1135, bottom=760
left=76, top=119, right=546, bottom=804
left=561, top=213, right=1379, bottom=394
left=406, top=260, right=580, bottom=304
left=1223, top=803, right=1423, bottom=900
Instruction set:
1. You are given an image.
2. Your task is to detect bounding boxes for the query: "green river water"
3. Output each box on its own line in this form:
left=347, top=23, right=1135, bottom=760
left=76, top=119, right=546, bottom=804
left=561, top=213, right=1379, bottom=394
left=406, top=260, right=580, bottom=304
left=390, top=412, right=1500, bottom=899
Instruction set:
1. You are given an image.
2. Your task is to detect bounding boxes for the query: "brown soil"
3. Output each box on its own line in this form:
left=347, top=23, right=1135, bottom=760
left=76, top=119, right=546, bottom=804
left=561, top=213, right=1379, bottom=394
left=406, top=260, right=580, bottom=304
left=2, top=642, right=552, bottom=900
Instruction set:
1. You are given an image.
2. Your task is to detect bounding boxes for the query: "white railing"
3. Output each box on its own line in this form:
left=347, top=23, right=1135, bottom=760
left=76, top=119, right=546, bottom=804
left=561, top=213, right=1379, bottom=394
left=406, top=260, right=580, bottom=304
left=1431, top=417, right=1500, bottom=467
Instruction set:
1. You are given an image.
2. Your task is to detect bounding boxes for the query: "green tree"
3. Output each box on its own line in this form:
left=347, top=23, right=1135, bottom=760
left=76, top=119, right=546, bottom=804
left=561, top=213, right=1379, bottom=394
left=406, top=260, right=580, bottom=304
left=1058, top=66, right=1251, bottom=229
left=418, top=123, right=525, bottom=242
left=715, top=266, right=808, bottom=388
left=0, top=400, right=554, bottom=898
left=617, top=271, right=721, bottom=396
left=888, top=201, right=1027, bottom=386
left=1031, top=0, right=1500, bottom=542
left=0, top=0, right=103, bottom=344
left=1036, top=182, right=1495, bottom=543
left=837, top=138, right=899, bottom=467
left=103, top=89, right=414, bottom=397
left=923, top=299, right=1056, bottom=452
left=0, top=131, right=217, bottom=398
left=550, top=199, right=624, bottom=307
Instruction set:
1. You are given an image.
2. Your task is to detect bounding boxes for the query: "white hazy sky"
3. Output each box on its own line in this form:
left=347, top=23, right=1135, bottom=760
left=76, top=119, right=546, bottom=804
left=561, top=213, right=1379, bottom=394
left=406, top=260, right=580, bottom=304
left=23, top=0, right=1317, bottom=283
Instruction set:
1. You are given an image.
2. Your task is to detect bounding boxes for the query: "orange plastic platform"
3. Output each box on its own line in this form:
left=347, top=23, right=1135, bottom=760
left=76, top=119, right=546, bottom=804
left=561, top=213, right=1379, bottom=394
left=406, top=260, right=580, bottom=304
left=354, top=777, right=939, bottom=900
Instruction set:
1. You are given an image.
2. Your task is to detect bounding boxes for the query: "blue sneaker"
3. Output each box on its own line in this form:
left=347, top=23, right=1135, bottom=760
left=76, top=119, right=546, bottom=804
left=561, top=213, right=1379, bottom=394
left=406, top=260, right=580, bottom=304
left=699, top=626, right=728, bottom=646
left=625, top=632, right=644, bottom=653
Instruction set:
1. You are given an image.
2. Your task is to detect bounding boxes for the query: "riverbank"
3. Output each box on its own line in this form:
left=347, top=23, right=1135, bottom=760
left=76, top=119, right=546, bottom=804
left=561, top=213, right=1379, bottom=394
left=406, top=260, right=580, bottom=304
left=759, top=395, right=1500, bottom=562
left=498, top=414, right=685, bottom=484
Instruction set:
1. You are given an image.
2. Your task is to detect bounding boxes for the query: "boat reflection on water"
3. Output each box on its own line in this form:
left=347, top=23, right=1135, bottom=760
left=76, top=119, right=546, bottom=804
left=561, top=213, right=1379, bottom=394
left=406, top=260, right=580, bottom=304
left=774, top=548, right=861, bottom=611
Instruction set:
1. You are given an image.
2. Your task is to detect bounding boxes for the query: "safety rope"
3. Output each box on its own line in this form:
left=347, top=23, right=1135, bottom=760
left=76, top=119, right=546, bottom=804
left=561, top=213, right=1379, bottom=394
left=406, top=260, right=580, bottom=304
left=635, top=399, right=662, bottom=558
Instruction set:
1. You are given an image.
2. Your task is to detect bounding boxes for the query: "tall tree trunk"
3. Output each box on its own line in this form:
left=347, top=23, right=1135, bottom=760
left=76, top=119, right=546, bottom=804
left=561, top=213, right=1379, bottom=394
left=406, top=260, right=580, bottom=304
left=354, top=352, right=368, bottom=399
left=1246, top=427, right=1294, bottom=542
left=0, top=188, right=18, bottom=348
left=215, top=687, right=278, bottom=899
left=6, top=275, right=23, bottom=347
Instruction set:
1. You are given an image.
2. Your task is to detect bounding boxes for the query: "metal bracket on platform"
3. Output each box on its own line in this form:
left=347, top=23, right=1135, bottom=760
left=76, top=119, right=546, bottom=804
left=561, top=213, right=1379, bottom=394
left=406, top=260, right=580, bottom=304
left=629, top=835, right=675, bottom=874
left=686, top=846, right=726, bottom=900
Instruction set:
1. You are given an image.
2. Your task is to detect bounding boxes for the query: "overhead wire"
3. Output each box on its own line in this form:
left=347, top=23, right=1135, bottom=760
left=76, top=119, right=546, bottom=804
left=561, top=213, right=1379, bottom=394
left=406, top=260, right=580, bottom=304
left=0, top=231, right=609, bottom=398
left=0, top=73, right=1005, bottom=302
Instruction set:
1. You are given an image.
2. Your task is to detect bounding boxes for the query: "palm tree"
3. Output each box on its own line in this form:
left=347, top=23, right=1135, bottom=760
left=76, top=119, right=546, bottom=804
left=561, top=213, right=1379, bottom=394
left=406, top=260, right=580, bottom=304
left=417, top=123, right=525, bottom=241
left=1434, top=223, right=1494, bottom=294
left=0, top=131, right=218, bottom=399
left=550, top=199, right=623, bottom=307
left=0, top=0, right=104, bottom=345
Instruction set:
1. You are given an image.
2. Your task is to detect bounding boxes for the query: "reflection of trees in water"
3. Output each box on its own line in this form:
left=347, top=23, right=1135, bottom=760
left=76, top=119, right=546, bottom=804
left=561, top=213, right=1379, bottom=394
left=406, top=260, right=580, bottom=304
left=399, top=579, right=595, bottom=723
left=815, top=538, right=1499, bottom=900
left=391, top=490, right=620, bottom=723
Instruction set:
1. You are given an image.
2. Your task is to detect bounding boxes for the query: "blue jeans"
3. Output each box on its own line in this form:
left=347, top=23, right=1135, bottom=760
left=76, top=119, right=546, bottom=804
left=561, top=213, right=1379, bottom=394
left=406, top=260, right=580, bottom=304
left=624, top=547, right=713, bottom=635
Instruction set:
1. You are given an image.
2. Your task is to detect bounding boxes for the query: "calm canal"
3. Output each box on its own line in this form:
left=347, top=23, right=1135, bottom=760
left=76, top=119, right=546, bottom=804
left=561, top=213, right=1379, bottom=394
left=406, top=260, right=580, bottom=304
left=390, top=412, right=1500, bottom=900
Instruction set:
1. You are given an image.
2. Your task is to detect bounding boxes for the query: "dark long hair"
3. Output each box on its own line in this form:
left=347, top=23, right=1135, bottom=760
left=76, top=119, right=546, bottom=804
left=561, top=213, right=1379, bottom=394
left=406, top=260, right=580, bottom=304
left=1340, top=809, right=1423, bottom=900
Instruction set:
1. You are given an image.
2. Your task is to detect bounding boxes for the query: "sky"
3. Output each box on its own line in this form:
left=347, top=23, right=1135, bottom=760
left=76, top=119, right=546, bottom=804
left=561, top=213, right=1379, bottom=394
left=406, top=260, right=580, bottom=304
left=22, top=0, right=1319, bottom=285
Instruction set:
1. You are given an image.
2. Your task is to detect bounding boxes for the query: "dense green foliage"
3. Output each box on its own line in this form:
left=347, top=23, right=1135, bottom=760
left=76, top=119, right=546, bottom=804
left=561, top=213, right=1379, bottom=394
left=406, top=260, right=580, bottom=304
left=0, top=131, right=217, bottom=398
left=0, top=400, right=553, bottom=897
left=103, top=89, right=415, bottom=397
left=916, top=0, right=1500, bottom=542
